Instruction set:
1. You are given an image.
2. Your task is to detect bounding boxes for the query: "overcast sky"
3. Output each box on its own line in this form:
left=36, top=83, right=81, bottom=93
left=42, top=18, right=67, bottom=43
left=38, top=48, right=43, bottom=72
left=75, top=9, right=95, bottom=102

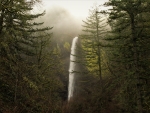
left=33, top=0, right=109, bottom=40
left=39, top=0, right=108, bottom=19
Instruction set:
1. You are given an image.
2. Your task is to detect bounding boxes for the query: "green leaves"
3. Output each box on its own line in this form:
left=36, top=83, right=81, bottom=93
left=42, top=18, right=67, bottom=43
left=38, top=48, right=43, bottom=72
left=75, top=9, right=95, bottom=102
left=104, top=0, right=150, bottom=113
left=0, top=0, right=64, bottom=112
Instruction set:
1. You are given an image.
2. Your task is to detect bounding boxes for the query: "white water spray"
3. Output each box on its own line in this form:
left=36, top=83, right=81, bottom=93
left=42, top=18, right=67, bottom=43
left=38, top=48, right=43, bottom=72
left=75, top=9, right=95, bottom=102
left=68, top=37, right=79, bottom=101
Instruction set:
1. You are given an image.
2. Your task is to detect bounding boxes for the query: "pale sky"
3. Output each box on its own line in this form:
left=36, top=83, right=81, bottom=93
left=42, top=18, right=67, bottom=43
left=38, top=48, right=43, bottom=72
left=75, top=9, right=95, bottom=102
left=33, top=0, right=109, bottom=39
left=40, top=0, right=108, bottom=19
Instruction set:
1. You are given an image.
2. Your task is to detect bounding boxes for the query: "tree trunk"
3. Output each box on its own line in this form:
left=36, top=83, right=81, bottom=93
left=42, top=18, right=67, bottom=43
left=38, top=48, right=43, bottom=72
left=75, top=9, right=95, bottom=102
left=130, top=12, right=143, bottom=113
left=96, top=12, right=103, bottom=89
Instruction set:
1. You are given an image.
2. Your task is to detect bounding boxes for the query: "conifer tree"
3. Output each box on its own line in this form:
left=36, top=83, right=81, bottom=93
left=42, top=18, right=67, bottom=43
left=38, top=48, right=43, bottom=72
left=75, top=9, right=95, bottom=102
left=104, top=0, right=150, bottom=112
left=80, top=6, right=108, bottom=87
left=0, top=0, right=53, bottom=112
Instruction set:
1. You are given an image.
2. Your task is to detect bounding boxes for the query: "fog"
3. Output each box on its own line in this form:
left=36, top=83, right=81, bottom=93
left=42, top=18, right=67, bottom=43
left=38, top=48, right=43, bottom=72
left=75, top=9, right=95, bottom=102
left=37, top=6, right=83, bottom=44
left=35, top=6, right=85, bottom=83
left=35, top=4, right=109, bottom=73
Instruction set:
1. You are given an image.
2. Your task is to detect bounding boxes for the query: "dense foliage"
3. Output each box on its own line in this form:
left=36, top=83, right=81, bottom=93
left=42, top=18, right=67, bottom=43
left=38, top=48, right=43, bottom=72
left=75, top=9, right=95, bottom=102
left=67, top=0, right=150, bottom=113
left=0, top=0, right=149, bottom=113
left=0, top=0, right=65, bottom=112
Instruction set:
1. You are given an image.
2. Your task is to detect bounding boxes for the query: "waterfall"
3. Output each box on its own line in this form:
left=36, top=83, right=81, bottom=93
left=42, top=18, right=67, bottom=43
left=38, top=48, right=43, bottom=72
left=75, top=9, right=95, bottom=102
left=68, top=37, right=79, bottom=101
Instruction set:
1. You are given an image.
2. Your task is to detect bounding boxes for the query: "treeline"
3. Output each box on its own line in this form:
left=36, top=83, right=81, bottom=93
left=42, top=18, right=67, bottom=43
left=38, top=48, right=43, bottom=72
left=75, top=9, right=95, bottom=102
left=67, top=0, right=150, bottom=113
left=0, top=0, right=66, bottom=112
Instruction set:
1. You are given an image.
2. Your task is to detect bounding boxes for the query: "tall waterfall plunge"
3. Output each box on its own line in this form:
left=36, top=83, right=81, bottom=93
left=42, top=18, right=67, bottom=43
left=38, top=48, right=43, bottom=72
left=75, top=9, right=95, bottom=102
left=68, top=37, right=79, bottom=101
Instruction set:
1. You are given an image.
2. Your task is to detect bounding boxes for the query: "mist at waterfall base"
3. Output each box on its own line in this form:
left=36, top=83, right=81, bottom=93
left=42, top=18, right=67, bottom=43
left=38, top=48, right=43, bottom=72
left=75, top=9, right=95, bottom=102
left=68, top=37, right=79, bottom=101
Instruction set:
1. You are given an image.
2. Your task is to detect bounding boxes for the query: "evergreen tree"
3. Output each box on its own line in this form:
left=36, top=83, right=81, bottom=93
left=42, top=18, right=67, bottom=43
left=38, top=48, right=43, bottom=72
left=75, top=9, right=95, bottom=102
left=104, top=0, right=150, bottom=112
left=80, top=6, right=108, bottom=88
left=0, top=0, right=58, bottom=112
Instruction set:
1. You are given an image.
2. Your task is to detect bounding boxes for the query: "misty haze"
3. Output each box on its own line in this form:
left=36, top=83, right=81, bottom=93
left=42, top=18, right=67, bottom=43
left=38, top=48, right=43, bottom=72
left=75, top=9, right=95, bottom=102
left=0, top=0, right=150, bottom=113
